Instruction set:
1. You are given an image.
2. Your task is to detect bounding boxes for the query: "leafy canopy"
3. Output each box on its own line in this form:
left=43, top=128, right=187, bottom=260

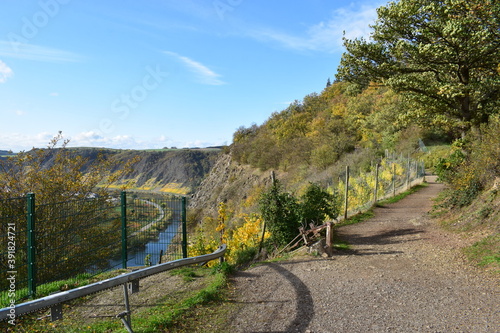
left=336, top=0, right=500, bottom=136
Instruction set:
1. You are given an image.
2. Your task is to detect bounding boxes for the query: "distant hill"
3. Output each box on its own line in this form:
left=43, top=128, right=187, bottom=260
left=0, top=150, right=15, bottom=161
left=35, top=147, right=222, bottom=195
left=0, top=150, right=15, bottom=156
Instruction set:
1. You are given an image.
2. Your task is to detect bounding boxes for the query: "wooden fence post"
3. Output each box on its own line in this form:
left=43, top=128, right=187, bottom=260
left=325, top=221, right=333, bottom=257
left=406, top=154, right=411, bottom=190
left=392, top=163, right=396, bottom=197
left=344, top=166, right=349, bottom=220
left=374, top=163, right=379, bottom=205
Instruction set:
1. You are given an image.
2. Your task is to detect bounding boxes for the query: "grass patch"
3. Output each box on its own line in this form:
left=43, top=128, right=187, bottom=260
left=130, top=263, right=230, bottom=333
left=332, top=235, right=351, bottom=251
left=336, top=210, right=375, bottom=228
left=463, top=234, right=500, bottom=273
left=169, top=266, right=201, bottom=282
left=376, top=183, right=428, bottom=206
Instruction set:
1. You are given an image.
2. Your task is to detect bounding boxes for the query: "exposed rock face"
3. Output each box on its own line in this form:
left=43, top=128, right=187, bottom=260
left=188, top=152, right=271, bottom=216
left=112, top=149, right=219, bottom=191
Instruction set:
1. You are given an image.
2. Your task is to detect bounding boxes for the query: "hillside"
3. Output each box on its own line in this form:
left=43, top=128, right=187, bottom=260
left=187, top=82, right=442, bottom=223
left=187, top=80, right=498, bottom=272
left=108, top=148, right=221, bottom=194
left=36, top=147, right=222, bottom=195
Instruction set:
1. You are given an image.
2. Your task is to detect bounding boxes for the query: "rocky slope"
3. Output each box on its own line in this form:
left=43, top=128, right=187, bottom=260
left=36, top=147, right=221, bottom=194
left=188, top=152, right=272, bottom=216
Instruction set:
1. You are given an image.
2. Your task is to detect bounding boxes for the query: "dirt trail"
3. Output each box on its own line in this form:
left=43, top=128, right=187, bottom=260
left=228, top=177, right=499, bottom=333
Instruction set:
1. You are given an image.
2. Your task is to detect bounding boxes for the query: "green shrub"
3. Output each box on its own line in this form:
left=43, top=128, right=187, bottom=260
left=259, top=180, right=301, bottom=247
left=300, top=182, right=339, bottom=225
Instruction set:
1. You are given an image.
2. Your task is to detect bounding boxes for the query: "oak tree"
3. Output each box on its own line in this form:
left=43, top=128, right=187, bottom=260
left=336, top=0, right=500, bottom=136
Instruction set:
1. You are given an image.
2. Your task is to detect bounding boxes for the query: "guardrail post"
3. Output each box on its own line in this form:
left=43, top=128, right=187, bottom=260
left=181, top=196, right=188, bottom=258
left=121, top=191, right=127, bottom=269
left=27, top=193, right=36, bottom=298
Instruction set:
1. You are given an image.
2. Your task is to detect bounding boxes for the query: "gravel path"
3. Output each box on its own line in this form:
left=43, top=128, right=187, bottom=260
left=228, top=177, right=499, bottom=333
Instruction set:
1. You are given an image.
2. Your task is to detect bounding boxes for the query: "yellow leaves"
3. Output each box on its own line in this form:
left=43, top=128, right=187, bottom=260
left=227, top=216, right=259, bottom=249
left=188, top=213, right=268, bottom=266
left=331, top=103, right=347, bottom=117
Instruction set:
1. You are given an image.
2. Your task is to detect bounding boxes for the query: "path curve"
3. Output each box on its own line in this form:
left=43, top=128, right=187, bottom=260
left=229, top=177, right=499, bottom=332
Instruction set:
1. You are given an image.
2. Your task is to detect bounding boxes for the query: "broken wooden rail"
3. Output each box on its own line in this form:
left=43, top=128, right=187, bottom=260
left=279, top=222, right=335, bottom=256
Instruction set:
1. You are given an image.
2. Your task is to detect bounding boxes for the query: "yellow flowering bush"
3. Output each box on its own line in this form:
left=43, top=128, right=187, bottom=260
left=188, top=202, right=269, bottom=267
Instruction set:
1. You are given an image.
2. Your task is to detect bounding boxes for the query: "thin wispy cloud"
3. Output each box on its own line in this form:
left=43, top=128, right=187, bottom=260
left=0, top=60, right=13, bottom=83
left=0, top=41, right=83, bottom=62
left=163, top=51, right=225, bottom=85
left=249, top=4, right=380, bottom=53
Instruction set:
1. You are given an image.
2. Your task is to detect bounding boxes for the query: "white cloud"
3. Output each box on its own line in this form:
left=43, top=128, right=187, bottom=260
left=0, top=131, right=224, bottom=152
left=70, top=131, right=137, bottom=148
left=163, top=51, right=226, bottom=85
left=0, top=60, right=13, bottom=83
left=49, top=92, right=59, bottom=97
left=0, top=41, right=83, bottom=62
left=0, top=132, right=59, bottom=151
left=249, top=3, right=380, bottom=53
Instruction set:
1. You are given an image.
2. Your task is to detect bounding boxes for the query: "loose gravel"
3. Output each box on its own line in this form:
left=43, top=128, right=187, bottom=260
left=228, top=177, right=499, bottom=333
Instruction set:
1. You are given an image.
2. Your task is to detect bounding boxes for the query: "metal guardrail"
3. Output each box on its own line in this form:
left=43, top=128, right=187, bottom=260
left=1, top=244, right=227, bottom=332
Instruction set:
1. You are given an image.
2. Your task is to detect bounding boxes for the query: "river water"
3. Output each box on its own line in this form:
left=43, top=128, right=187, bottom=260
left=108, top=220, right=182, bottom=269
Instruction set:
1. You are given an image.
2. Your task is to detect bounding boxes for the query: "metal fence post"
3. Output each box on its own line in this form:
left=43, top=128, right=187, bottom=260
left=27, top=193, right=36, bottom=298
left=181, top=196, right=188, bottom=258
left=344, top=166, right=349, bottom=220
left=121, top=191, right=127, bottom=269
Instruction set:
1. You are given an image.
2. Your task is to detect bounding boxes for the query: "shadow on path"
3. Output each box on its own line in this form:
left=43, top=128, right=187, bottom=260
left=345, top=228, right=424, bottom=246
left=233, top=262, right=314, bottom=333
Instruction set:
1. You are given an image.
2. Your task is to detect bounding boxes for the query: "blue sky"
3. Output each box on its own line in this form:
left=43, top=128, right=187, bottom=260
left=0, top=0, right=385, bottom=151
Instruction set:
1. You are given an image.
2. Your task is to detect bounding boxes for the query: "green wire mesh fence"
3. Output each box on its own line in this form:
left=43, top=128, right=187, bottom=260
left=0, top=192, right=187, bottom=307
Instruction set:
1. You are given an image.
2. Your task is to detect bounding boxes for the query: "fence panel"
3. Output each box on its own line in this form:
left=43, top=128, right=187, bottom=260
left=35, top=196, right=122, bottom=292
left=0, top=192, right=186, bottom=308
left=339, top=154, right=425, bottom=219
left=125, top=193, right=186, bottom=267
